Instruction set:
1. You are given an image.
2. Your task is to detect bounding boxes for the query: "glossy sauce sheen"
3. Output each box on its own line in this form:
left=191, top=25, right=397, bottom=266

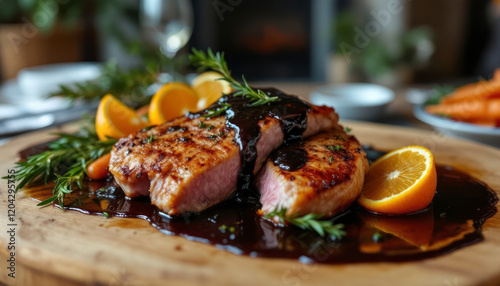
left=196, top=88, right=310, bottom=189
left=271, top=145, right=308, bottom=171
left=24, top=146, right=498, bottom=263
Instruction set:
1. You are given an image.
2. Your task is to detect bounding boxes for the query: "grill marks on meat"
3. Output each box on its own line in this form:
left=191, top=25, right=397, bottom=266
left=109, top=92, right=340, bottom=215
left=256, top=130, right=369, bottom=219
left=110, top=117, right=235, bottom=207
left=110, top=115, right=239, bottom=216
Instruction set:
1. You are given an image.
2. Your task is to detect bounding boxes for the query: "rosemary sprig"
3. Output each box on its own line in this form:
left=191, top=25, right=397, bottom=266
left=265, top=207, right=346, bottom=240
left=50, top=60, right=156, bottom=108
left=5, top=128, right=116, bottom=209
left=202, top=102, right=231, bottom=118
left=189, top=48, right=280, bottom=108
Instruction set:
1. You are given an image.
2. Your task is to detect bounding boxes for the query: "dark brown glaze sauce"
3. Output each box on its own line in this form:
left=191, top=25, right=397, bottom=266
left=271, top=146, right=308, bottom=171
left=23, top=146, right=498, bottom=264
left=191, top=88, right=310, bottom=190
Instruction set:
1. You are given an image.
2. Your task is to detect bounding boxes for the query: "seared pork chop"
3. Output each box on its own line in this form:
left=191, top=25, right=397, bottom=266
left=109, top=98, right=340, bottom=215
left=256, top=130, right=368, bottom=219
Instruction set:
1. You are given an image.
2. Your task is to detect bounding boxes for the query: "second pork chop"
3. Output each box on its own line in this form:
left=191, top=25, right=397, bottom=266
left=257, top=130, right=369, bottom=219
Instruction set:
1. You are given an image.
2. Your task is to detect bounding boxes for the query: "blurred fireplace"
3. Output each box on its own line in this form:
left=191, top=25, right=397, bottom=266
left=190, top=0, right=333, bottom=81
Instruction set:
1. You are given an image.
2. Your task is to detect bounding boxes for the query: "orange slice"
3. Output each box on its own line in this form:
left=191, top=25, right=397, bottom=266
left=357, top=145, right=437, bottom=215
left=148, top=82, right=198, bottom=125
left=192, top=71, right=232, bottom=111
left=95, top=94, right=147, bottom=141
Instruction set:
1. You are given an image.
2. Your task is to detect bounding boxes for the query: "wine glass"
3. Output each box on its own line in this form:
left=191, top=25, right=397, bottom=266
left=140, top=0, right=193, bottom=81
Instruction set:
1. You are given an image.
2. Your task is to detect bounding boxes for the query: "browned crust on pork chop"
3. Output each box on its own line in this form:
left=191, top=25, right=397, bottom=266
left=257, top=130, right=369, bottom=218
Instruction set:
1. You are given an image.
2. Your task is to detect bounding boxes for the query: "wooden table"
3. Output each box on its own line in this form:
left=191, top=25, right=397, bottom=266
left=1, top=120, right=499, bottom=285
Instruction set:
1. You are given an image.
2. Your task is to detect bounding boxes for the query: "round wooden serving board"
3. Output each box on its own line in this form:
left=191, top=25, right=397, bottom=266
left=1, top=121, right=499, bottom=286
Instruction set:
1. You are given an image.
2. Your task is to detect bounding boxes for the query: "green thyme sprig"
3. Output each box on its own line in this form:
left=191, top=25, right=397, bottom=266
left=144, top=134, right=157, bottom=143
left=5, top=128, right=116, bottom=209
left=265, top=207, right=346, bottom=240
left=189, top=48, right=280, bottom=110
left=327, top=145, right=343, bottom=151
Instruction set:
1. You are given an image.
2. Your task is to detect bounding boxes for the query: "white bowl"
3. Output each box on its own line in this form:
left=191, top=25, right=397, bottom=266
left=17, top=62, right=101, bottom=100
left=310, top=83, right=395, bottom=121
left=413, top=105, right=500, bottom=147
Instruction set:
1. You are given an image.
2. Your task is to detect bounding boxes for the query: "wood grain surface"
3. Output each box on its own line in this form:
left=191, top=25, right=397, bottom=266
left=1, top=121, right=499, bottom=286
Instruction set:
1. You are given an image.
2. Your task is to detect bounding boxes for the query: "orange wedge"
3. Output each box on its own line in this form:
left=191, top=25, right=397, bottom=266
left=148, top=82, right=198, bottom=125
left=95, top=94, right=147, bottom=141
left=358, top=146, right=437, bottom=215
left=192, top=71, right=232, bottom=111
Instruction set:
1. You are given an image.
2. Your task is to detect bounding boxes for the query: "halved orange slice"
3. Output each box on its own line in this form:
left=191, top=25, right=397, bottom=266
left=358, top=145, right=437, bottom=214
left=192, top=71, right=232, bottom=111
left=95, top=94, right=147, bottom=141
left=148, top=82, right=198, bottom=125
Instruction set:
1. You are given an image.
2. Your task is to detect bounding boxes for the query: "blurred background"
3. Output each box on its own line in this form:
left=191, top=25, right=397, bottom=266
left=0, top=0, right=499, bottom=144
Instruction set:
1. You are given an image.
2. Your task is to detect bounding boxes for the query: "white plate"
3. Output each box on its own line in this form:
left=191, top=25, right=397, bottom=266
left=413, top=105, right=500, bottom=147
left=17, top=62, right=101, bottom=100
left=0, top=78, right=71, bottom=115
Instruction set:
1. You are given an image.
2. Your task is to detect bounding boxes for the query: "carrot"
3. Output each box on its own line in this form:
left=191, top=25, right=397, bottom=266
left=441, top=80, right=500, bottom=104
left=426, top=99, right=500, bottom=121
left=494, top=68, right=500, bottom=82
left=87, top=153, right=111, bottom=180
left=136, top=105, right=150, bottom=117
left=429, top=69, right=500, bottom=125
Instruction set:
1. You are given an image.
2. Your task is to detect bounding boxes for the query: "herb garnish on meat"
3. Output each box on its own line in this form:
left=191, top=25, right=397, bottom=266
left=327, top=145, right=343, bottom=151
left=265, top=207, right=346, bottom=240
left=189, top=48, right=280, bottom=117
left=203, top=102, right=231, bottom=118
